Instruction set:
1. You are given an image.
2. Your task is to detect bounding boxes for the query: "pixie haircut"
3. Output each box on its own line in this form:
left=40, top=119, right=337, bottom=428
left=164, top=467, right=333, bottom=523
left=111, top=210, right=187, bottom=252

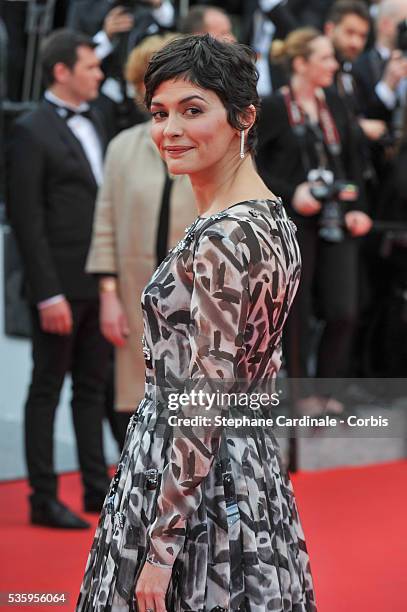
left=144, top=34, right=260, bottom=153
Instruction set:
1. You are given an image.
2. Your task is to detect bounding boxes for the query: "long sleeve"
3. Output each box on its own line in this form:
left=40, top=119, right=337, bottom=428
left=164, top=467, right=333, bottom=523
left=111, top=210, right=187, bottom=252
left=146, top=222, right=250, bottom=567
left=261, top=0, right=298, bottom=38
left=85, top=141, right=118, bottom=275
left=7, top=122, right=62, bottom=303
left=352, top=54, right=393, bottom=123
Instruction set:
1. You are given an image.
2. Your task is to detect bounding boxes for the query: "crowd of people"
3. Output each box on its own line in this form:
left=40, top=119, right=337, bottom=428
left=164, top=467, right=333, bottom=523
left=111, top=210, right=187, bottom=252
left=2, top=0, right=407, bottom=531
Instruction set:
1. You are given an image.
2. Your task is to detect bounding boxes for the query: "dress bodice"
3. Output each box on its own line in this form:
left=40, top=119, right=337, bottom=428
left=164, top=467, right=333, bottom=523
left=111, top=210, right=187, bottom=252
left=77, top=198, right=317, bottom=612
left=141, top=199, right=301, bottom=398
left=140, top=199, right=302, bottom=568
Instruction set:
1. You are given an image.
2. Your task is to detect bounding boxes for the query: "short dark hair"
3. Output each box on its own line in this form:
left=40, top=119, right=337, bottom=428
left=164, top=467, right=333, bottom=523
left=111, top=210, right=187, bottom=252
left=144, top=34, right=260, bottom=153
left=41, top=28, right=96, bottom=87
left=326, top=0, right=371, bottom=25
left=179, top=5, right=228, bottom=35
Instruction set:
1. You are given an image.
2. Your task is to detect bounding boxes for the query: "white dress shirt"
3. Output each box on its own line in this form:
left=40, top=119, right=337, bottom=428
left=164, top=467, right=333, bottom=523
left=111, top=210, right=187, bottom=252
left=44, top=90, right=104, bottom=186
left=252, top=0, right=285, bottom=97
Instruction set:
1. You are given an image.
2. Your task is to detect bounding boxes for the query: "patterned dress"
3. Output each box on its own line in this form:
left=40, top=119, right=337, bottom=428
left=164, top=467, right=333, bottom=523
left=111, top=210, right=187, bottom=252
left=77, top=199, right=317, bottom=612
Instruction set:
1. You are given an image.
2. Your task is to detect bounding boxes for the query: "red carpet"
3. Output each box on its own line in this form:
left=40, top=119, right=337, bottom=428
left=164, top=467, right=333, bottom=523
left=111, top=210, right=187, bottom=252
left=0, top=460, right=406, bottom=611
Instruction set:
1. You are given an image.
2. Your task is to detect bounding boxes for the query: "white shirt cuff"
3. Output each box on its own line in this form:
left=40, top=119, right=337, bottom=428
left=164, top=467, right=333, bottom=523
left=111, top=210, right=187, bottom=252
left=93, top=30, right=114, bottom=60
left=152, top=1, right=175, bottom=27
left=38, top=295, right=65, bottom=310
left=375, top=81, right=397, bottom=110
left=259, top=0, right=284, bottom=12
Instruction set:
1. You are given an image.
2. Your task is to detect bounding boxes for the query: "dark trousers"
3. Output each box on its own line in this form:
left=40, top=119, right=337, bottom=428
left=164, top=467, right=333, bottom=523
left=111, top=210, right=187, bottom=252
left=25, top=299, right=111, bottom=501
left=285, top=222, right=359, bottom=379
left=104, top=356, right=132, bottom=452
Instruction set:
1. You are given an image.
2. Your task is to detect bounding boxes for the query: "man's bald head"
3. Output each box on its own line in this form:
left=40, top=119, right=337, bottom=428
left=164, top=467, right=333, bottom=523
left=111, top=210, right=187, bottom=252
left=180, top=5, right=235, bottom=42
left=376, top=0, right=407, bottom=48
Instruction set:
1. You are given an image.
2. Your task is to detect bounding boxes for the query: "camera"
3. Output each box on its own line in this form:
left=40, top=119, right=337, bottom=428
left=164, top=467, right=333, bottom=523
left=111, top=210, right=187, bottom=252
left=396, top=19, right=407, bottom=55
left=308, top=169, right=358, bottom=242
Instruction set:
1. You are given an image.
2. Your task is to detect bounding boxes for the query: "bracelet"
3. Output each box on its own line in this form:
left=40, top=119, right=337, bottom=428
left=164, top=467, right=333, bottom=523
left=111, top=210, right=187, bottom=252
left=145, top=556, right=173, bottom=569
left=99, top=277, right=117, bottom=293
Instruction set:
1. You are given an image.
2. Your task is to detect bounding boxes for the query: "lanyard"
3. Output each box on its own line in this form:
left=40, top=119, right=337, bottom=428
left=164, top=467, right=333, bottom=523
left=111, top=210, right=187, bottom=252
left=281, top=86, right=345, bottom=178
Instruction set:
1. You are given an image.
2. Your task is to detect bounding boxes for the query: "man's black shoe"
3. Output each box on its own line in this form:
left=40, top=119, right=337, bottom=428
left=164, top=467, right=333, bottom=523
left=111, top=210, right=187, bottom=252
left=83, top=496, right=105, bottom=513
left=30, top=497, right=90, bottom=529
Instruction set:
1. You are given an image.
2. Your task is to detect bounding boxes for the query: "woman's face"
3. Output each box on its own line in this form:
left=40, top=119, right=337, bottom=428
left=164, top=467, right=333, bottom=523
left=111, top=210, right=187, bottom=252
left=298, top=36, right=339, bottom=88
left=149, top=78, right=239, bottom=176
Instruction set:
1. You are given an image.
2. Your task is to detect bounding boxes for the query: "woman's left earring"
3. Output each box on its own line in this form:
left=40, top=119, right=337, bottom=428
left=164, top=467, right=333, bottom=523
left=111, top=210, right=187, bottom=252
left=240, top=130, right=245, bottom=159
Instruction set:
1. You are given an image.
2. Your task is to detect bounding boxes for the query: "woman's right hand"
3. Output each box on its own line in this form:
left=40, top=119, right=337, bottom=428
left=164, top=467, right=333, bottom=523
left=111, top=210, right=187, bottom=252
left=292, top=182, right=322, bottom=216
left=100, top=291, right=130, bottom=347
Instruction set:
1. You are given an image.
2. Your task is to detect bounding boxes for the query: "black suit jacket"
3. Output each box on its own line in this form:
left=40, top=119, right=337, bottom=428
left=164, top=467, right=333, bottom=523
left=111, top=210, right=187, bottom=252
left=67, top=0, right=171, bottom=79
left=352, top=48, right=393, bottom=122
left=242, top=0, right=297, bottom=46
left=7, top=100, right=106, bottom=304
left=287, top=0, right=336, bottom=29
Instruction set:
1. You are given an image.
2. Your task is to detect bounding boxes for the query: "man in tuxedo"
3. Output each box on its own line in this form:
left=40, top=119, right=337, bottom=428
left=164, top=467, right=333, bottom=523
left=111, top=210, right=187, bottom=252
left=324, top=0, right=407, bottom=126
left=352, top=0, right=407, bottom=122
left=67, top=1, right=175, bottom=137
left=324, top=0, right=400, bottom=125
left=7, top=29, right=111, bottom=529
left=243, top=0, right=297, bottom=97
left=324, top=1, right=387, bottom=187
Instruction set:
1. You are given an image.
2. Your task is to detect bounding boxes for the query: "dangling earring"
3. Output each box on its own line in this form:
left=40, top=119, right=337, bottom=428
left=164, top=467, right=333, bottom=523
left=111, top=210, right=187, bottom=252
left=240, top=129, right=245, bottom=159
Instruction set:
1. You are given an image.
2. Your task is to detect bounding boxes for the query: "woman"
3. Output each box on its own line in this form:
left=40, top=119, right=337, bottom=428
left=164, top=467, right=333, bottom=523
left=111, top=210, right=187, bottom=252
left=256, top=28, right=372, bottom=413
left=78, top=35, right=316, bottom=612
left=86, top=33, right=196, bottom=441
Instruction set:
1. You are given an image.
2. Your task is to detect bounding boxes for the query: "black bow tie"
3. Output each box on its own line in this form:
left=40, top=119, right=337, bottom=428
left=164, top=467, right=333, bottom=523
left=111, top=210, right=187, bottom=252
left=47, top=100, right=93, bottom=121
left=63, top=107, right=93, bottom=121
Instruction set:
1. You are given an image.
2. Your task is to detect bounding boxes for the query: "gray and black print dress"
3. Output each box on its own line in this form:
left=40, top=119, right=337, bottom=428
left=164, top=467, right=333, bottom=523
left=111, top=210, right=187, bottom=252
left=77, top=199, right=317, bottom=612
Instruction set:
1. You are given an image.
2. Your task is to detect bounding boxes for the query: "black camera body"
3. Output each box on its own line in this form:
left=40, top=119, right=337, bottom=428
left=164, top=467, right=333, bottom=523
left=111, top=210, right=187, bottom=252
left=397, top=19, right=407, bottom=55
left=308, top=169, right=358, bottom=242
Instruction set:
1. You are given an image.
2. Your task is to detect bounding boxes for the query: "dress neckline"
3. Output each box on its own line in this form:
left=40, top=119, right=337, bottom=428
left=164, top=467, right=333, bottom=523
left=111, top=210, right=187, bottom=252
left=197, top=198, right=282, bottom=220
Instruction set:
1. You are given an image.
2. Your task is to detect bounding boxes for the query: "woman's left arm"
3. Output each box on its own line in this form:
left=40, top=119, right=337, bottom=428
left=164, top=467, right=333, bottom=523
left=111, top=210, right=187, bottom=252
left=148, top=222, right=250, bottom=566
left=135, top=221, right=251, bottom=608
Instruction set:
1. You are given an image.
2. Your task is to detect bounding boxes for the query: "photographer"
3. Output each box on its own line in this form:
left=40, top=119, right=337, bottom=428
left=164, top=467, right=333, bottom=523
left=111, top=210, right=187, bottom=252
left=256, top=28, right=372, bottom=412
left=67, top=0, right=175, bottom=137
left=353, top=0, right=407, bottom=124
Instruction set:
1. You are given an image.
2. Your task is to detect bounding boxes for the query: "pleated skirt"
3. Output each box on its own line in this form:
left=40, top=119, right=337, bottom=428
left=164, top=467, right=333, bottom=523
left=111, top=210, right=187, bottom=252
left=76, top=396, right=317, bottom=612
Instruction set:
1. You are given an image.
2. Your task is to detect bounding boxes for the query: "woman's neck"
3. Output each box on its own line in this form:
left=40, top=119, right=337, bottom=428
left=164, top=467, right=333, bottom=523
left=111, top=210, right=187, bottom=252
left=190, top=154, right=273, bottom=218
left=291, top=74, right=318, bottom=102
left=290, top=74, right=320, bottom=122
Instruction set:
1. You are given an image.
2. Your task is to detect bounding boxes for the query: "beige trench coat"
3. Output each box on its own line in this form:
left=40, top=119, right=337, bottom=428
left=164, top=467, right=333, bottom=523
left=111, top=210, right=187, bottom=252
left=86, top=121, right=196, bottom=410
